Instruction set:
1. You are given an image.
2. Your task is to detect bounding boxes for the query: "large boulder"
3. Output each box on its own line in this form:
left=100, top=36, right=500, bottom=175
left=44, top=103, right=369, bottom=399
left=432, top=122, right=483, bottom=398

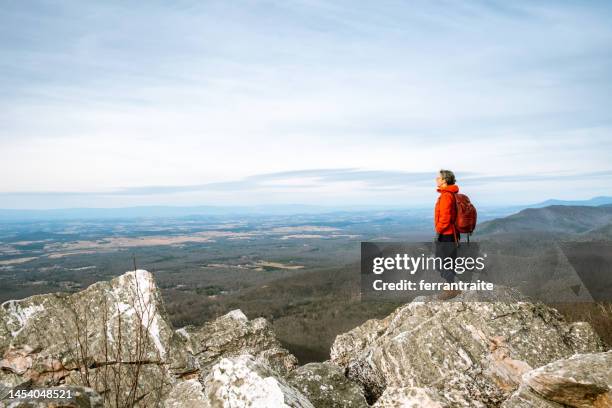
left=202, top=354, right=313, bottom=408
left=0, top=270, right=189, bottom=406
left=502, top=351, right=612, bottom=407
left=0, top=270, right=301, bottom=407
left=330, top=286, right=606, bottom=406
left=177, top=309, right=297, bottom=379
left=163, top=354, right=319, bottom=408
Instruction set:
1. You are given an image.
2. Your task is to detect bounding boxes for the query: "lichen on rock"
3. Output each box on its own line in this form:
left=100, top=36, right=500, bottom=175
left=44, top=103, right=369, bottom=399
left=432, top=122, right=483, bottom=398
left=330, top=286, right=607, bottom=406
left=285, top=361, right=368, bottom=407
left=503, top=351, right=612, bottom=408
left=0, top=270, right=307, bottom=407
left=202, top=354, right=313, bottom=408
left=1, top=271, right=609, bottom=408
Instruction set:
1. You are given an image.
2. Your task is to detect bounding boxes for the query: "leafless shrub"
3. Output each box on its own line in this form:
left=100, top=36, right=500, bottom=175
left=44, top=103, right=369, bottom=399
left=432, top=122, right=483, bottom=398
left=65, top=270, right=171, bottom=407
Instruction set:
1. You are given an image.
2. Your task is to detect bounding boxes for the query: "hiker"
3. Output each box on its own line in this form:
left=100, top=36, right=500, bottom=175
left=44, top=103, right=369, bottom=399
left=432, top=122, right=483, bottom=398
left=434, top=169, right=461, bottom=300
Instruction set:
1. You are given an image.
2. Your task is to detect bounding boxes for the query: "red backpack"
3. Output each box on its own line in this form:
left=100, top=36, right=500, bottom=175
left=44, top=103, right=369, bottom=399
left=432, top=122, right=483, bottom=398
left=454, top=193, right=477, bottom=237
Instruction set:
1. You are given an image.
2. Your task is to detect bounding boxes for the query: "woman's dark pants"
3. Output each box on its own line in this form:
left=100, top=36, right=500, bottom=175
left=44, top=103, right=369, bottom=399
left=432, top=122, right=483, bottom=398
left=436, top=233, right=459, bottom=283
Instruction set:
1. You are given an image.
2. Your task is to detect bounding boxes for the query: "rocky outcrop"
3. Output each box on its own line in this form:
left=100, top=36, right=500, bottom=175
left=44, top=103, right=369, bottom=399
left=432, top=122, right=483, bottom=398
left=0, top=270, right=300, bottom=407
left=0, top=270, right=187, bottom=406
left=203, top=354, right=313, bottom=407
left=1, top=271, right=610, bottom=407
left=502, top=351, right=612, bottom=407
left=177, top=309, right=297, bottom=379
left=330, top=286, right=607, bottom=406
left=163, top=354, right=313, bottom=408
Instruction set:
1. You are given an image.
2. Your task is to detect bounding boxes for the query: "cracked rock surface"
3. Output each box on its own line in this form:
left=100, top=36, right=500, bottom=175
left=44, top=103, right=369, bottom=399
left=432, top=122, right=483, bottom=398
left=502, top=351, right=612, bottom=408
left=330, top=286, right=607, bottom=406
left=1, top=271, right=610, bottom=407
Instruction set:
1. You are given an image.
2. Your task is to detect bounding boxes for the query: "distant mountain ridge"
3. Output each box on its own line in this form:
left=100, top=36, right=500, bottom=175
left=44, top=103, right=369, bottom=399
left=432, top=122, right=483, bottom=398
left=477, top=204, right=612, bottom=235
left=531, top=196, right=612, bottom=207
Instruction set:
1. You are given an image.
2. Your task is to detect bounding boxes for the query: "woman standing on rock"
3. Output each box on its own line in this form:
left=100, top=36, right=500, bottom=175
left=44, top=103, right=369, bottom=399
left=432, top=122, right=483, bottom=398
left=435, top=169, right=461, bottom=300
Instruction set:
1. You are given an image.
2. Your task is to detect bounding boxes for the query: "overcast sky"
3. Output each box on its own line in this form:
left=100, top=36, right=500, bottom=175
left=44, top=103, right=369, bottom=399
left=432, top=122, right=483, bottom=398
left=1, top=0, right=611, bottom=209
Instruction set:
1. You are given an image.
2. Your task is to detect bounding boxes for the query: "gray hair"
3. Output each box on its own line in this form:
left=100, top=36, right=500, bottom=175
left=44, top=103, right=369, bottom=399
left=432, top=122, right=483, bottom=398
left=439, top=169, right=456, bottom=185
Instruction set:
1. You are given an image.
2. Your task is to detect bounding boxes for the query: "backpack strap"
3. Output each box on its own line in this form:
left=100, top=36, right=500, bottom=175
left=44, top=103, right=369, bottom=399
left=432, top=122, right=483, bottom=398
left=450, top=192, right=459, bottom=247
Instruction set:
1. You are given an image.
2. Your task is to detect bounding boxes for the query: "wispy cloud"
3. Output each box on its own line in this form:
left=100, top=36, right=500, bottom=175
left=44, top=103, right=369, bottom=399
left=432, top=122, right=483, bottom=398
left=2, top=168, right=612, bottom=209
left=1, top=1, right=611, bottom=208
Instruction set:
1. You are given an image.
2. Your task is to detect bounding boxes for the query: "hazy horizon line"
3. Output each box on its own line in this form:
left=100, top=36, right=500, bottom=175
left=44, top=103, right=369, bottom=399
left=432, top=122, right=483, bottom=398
left=1, top=195, right=610, bottom=213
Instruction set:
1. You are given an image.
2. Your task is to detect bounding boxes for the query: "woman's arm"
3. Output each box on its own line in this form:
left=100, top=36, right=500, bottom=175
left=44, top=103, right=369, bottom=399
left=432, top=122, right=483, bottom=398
left=436, top=193, right=454, bottom=233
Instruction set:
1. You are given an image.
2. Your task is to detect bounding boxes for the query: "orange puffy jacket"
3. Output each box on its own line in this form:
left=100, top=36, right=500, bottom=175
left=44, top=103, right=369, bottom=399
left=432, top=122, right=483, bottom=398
left=434, top=184, right=459, bottom=235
